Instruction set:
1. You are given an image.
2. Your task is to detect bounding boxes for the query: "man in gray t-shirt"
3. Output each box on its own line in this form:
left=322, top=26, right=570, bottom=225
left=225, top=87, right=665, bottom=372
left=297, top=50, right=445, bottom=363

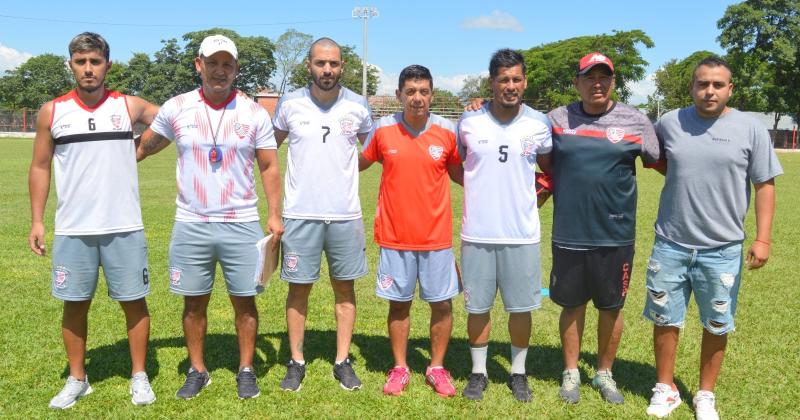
left=643, top=56, right=782, bottom=420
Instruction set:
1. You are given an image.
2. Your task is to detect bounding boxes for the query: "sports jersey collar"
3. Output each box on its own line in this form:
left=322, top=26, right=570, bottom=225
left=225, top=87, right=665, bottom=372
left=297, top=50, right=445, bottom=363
left=486, top=101, right=527, bottom=127
left=71, top=88, right=111, bottom=112
left=397, top=112, right=432, bottom=138
left=199, top=88, right=237, bottom=110
left=306, top=85, right=342, bottom=111
left=578, top=100, right=616, bottom=118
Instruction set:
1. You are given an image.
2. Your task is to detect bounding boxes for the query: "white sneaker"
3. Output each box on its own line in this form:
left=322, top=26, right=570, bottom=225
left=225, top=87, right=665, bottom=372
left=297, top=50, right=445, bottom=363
left=647, top=382, right=682, bottom=417
left=693, top=390, right=720, bottom=420
left=49, top=376, right=93, bottom=409
left=130, top=371, right=156, bottom=405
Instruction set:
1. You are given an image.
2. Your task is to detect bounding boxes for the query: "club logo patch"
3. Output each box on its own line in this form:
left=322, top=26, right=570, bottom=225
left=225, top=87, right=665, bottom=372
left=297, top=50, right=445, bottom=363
left=169, top=266, right=182, bottom=286
left=339, top=117, right=355, bottom=137
left=53, top=266, right=69, bottom=289
left=234, top=122, right=250, bottom=139
left=110, top=114, right=122, bottom=130
left=428, top=145, right=444, bottom=160
left=284, top=253, right=299, bottom=272
left=606, top=127, right=625, bottom=143
left=378, top=273, right=393, bottom=290
left=463, top=288, right=471, bottom=304
left=520, top=135, right=536, bottom=157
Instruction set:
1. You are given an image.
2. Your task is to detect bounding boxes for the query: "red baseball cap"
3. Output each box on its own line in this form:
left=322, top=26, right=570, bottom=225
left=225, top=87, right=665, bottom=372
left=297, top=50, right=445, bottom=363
left=578, top=52, right=614, bottom=75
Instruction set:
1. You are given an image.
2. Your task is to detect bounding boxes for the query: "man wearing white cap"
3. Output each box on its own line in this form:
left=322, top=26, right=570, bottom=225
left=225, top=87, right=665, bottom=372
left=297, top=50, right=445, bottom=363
left=547, top=52, right=660, bottom=405
left=138, top=34, right=283, bottom=400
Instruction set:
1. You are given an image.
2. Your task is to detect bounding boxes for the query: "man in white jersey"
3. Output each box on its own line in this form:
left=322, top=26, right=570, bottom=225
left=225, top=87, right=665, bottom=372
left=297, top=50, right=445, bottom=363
left=138, top=35, right=283, bottom=400
left=28, top=32, right=159, bottom=409
left=457, top=49, right=552, bottom=403
left=272, top=37, right=373, bottom=392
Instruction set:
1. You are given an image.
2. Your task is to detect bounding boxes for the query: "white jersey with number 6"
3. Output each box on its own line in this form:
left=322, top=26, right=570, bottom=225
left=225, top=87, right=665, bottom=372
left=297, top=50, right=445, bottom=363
left=273, top=86, right=373, bottom=221
left=457, top=104, right=552, bottom=244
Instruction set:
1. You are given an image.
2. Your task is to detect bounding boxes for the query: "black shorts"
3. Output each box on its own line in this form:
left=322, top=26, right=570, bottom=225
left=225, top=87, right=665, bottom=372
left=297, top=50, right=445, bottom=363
left=549, top=244, right=634, bottom=310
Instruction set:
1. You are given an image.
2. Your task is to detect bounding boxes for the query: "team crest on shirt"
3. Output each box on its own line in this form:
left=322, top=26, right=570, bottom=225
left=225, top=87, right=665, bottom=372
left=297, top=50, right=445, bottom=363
left=110, top=114, right=122, bottom=130
left=339, top=117, right=355, bottom=137
left=284, top=253, right=300, bottom=272
left=53, top=266, right=69, bottom=289
left=606, top=127, right=626, bottom=143
left=234, top=122, right=250, bottom=139
left=428, top=145, right=444, bottom=160
left=519, top=135, right=536, bottom=157
left=378, top=273, right=394, bottom=290
left=169, top=266, right=182, bottom=286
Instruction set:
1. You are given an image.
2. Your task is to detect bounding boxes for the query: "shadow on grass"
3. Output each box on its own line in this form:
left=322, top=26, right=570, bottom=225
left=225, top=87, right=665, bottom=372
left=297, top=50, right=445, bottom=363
left=67, top=329, right=687, bottom=400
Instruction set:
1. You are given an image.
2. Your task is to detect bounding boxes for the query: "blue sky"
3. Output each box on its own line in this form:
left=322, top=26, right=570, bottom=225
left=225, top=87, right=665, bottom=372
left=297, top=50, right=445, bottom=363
left=0, top=0, right=735, bottom=103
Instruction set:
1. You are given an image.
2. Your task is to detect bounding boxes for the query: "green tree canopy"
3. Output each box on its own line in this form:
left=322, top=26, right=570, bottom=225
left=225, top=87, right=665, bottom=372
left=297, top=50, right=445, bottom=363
left=645, top=50, right=719, bottom=119
left=274, top=29, right=313, bottom=94
left=287, top=44, right=379, bottom=96
left=0, top=54, right=72, bottom=109
left=457, top=75, right=491, bottom=102
left=522, top=29, right=655, bottom=110
left=717, top=0, right=800, bottom=125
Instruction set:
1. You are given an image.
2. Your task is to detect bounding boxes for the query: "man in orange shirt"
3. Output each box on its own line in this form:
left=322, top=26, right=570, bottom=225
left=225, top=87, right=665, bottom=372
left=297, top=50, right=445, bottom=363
left=359, top=65, right=463, bottom=397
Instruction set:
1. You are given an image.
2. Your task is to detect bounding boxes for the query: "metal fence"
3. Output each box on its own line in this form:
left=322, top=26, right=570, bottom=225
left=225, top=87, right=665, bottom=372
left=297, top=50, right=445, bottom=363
left=2, top=106, right=797, bottom=149
left=0, top=109, right=37, bottom=132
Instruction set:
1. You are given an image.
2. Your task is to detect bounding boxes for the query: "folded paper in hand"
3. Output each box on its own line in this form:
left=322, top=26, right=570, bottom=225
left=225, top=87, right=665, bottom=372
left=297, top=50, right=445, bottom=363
left=253, top=234, right=280, bottom=287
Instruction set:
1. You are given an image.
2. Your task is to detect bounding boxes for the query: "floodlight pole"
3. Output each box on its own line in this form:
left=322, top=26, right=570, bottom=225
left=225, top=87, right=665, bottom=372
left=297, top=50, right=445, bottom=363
left=352, top=6, right=379, bottom=98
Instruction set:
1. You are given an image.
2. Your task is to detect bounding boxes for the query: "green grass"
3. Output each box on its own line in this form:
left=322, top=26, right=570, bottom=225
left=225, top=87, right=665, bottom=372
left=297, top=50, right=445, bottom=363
left=1, top=138, right=798, bottom=419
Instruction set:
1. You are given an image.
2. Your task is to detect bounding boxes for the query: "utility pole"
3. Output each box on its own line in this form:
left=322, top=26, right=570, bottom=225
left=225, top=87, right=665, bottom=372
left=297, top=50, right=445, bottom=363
left=352, top=6, right=379, bottom=98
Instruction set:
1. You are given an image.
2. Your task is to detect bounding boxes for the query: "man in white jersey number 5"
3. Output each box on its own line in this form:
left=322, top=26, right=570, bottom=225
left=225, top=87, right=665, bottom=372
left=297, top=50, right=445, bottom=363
left=138, top=34, right=283, bottom=400
left=272, top=38, right=374, bottom=392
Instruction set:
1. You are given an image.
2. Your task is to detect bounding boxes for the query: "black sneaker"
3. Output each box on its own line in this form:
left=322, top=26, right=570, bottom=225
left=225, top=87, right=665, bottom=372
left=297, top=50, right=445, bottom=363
left=176, top=367, right=211, bottom=400
left=507, top=373, right=532, bottom=402
left=236, top=367, right=260, bottom=399
left=280, top=360, right=306, bottom=392
left=462, top=373, right=489, bottom=401
left=332, top=359, right=362, bottom=390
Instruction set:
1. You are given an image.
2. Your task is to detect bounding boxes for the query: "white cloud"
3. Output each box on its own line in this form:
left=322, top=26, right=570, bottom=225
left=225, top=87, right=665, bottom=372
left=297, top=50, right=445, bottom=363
left=461, top=10, right=524, bottom=32
left=627, top=72, right=656, bottom=105
left=0, top=43, right=33, bottom=73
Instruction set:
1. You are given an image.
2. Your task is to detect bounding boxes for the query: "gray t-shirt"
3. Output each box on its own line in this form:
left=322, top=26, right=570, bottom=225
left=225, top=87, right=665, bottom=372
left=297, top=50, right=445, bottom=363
left=654, top=106, right=783, bottom=249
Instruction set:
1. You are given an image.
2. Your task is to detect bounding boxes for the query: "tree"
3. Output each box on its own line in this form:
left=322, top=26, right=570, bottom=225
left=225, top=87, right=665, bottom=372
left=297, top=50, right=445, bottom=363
left=457, top=75, right=491, bottom=102
left=0, top=54, right=72, bottom=109
left=287, top=44, right=379, bottom=95
left=645, top=51, right=719, bottom=119
left=717, top=0, right=800, bottom=127
left=273, top=29, right=313, bottom=94
left=521, top=30, right=655, bottom=111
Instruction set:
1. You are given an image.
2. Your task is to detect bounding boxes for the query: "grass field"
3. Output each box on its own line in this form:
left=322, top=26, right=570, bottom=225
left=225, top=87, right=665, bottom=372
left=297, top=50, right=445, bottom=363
left=1, top=137, right=798, bottom=419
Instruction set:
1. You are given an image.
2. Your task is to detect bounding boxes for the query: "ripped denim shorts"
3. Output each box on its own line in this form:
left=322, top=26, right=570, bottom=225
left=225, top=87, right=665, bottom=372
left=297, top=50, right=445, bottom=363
left=642, top=236, right=742, bottom=335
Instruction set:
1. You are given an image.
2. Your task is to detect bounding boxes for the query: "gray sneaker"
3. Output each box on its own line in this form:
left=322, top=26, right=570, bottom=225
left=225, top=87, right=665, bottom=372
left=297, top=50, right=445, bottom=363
left=176, top=367, right=211, bottom=400
left=507, top=373, right=532, bottom=402
left=462, top=373, right=489, bottom=401
left=332, top=359, right=362, bottom=390
left=130, top=372, right=156, bottom=405
left=280, top=360, right=306, bottom=392
left=592, top=370, right=624, bottom=404
left=49, top=376, right=93, bottom=409
left=236, top=367, right=260, bottom=399
left=559, top=369, right=581, bottom=404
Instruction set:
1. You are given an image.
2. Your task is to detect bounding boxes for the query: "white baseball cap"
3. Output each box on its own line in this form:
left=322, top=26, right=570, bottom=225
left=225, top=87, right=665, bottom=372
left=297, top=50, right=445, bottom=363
left=198, top=35, right=238, bottom=60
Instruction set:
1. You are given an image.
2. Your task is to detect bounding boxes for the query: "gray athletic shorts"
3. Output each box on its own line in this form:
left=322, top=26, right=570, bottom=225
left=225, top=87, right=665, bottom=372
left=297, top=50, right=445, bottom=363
left=375, top=247, right=460, bottom=302
left=460, top=241, right=542, bottom=313
left=51, top=230, right=149, bottom=302
left=168, top=221, right=264, bottom=297
left=280, top=218, right=367, bottom=283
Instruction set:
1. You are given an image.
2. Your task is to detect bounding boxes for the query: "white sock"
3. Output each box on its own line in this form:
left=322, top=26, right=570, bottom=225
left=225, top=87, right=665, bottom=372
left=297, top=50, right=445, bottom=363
left=510, top=345, right=527, bottom=374
left=293, top=359, right=306, bottom=366
left=470, top=345, right=488, bottom=375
